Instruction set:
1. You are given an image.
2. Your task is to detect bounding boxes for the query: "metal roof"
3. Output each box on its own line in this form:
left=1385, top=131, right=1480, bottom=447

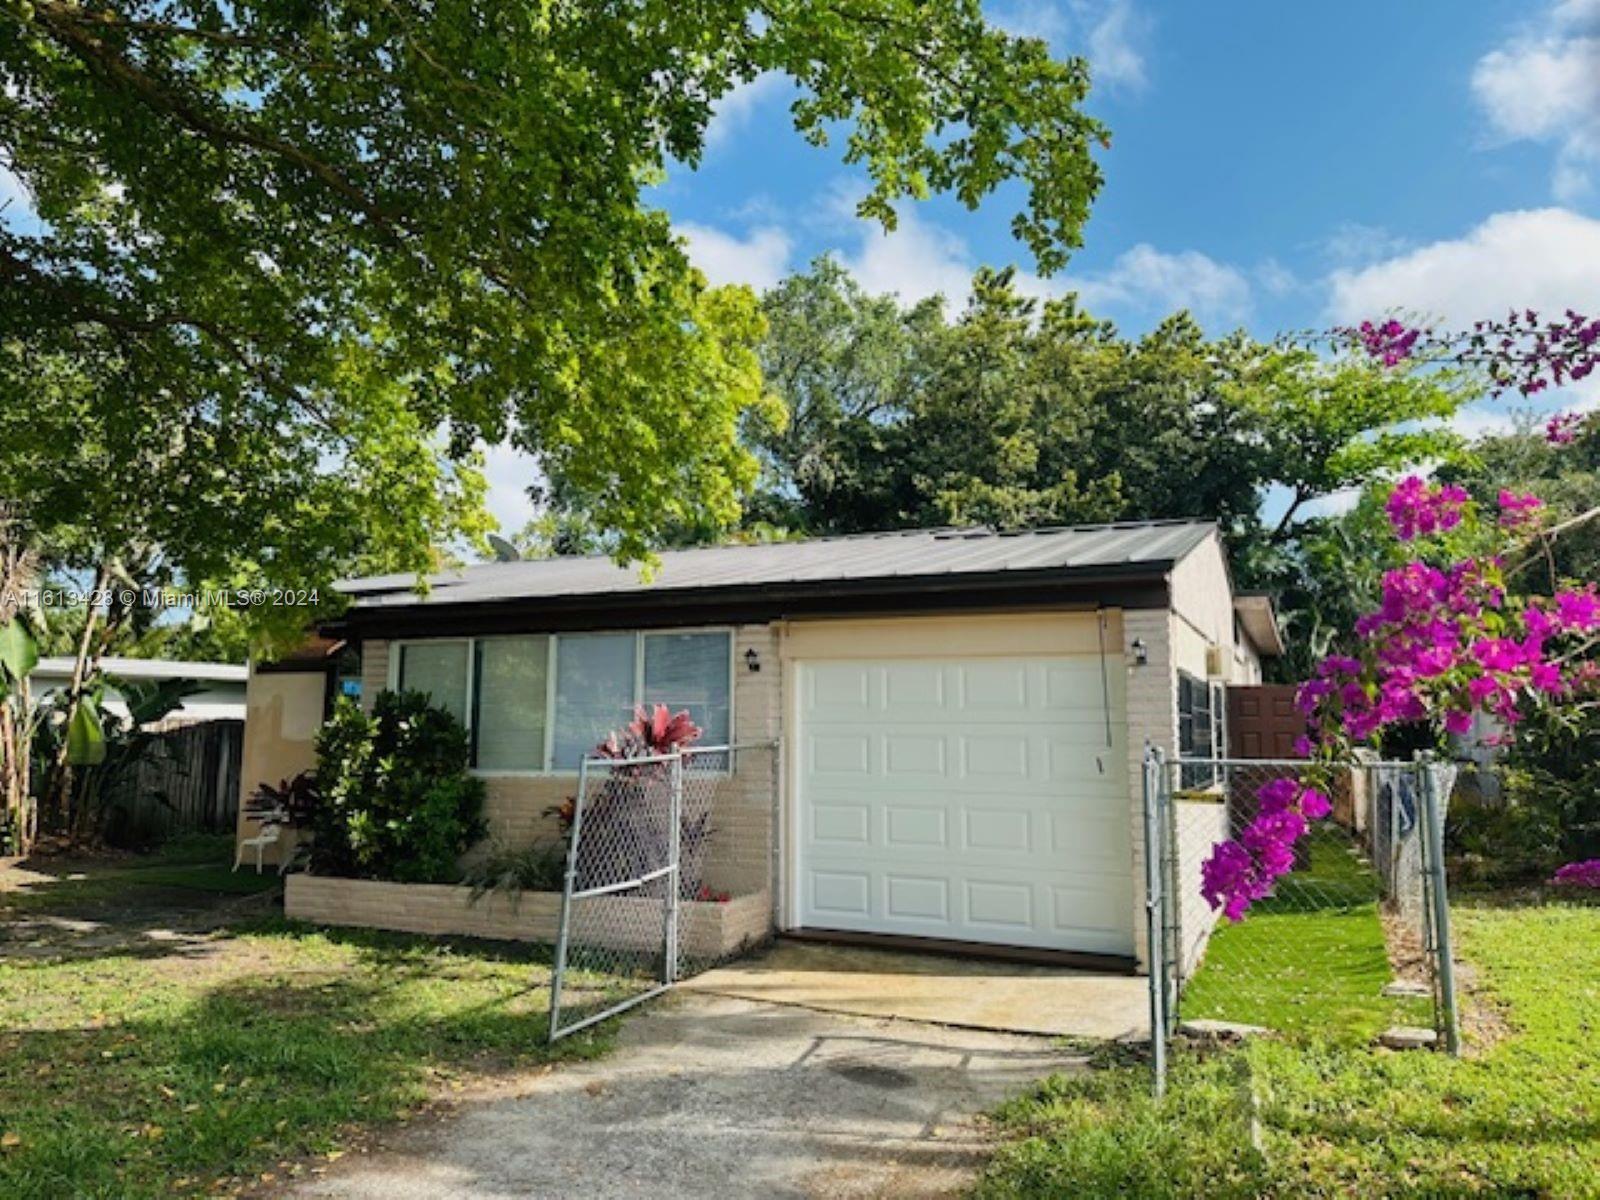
left=340, top=521, right=1217, bottom=611
left=32, top=656, right=248, bottom=683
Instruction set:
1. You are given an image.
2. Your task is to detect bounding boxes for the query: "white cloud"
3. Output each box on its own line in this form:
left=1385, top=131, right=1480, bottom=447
left=840, top=206, right=977, bottom=307
left=988, top=0, right=1070, bottom=44
left=1326, top=208, right=1600, bottom=326
left=679, top=222, right=793, bottom=291
left=703, top=72, right=789, bottom=152
left=479, top=443, right=544, bottom=536
left=1321, top=221, right=1410, bottom=268
left=821, top=176, right=1251, bottom=323
left=988, top=1, right=1149, bottom=91
left=1065, top=243, right=1253, bottom=326
left=1472, top=1, right=1600, bottom=200
left=1085, top=0, right=1150, bottom=90
left=1254, top=258, right=1299, bottom=299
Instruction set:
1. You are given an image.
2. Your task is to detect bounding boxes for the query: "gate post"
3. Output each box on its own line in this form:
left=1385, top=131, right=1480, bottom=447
left=662, top=751, right=683, bottom=985
left=1418, top=755, right=1461, bottom=1055
left=1142, top=743, right=1168, bottom=1096
left=548, top=755, right=591, bottom=1042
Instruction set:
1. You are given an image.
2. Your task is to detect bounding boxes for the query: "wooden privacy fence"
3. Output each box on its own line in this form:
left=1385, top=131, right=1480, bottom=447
left=102, top=719, right=244, bottom=843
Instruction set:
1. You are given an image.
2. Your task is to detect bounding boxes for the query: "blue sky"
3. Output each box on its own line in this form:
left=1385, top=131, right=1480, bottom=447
left=667, top=0, right=1597, bottom=338
left=551, top=0, right=1595, bottom=535
left=6, top=2, right=1598, bottom=532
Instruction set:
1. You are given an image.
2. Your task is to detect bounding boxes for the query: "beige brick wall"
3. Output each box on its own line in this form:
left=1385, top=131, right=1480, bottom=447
left=1121, top=606, right=1176, bottom=972
left=284, top=874, right=770, bottom=958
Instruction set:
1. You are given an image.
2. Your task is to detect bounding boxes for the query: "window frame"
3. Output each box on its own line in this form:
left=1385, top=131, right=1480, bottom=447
left=387, top=625, right=736, bottom=777
left=1178, top=669, right=1219, bottom=790
left=390, top=637, right=474, bottom=727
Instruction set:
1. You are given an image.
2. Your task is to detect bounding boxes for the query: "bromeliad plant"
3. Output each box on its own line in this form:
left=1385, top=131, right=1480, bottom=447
left=557, top=704, right=718, bottom=901
left=1202, top=474, right=1600, bottom=920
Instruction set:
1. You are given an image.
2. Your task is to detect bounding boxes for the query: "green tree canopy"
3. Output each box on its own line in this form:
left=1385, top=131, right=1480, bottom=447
left=1, top=0, right=1107, bottom=568
left=734, top=259, right=1471, bottom=558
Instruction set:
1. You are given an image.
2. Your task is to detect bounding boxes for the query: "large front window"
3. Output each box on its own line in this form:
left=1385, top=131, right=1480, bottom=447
left=393, top=629, right=732, bottom=772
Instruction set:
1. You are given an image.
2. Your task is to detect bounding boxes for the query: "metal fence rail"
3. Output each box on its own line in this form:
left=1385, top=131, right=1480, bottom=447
left=1144, top=750, right=1459, bottom=1094
left=548, top=741, right=777, bottom=1042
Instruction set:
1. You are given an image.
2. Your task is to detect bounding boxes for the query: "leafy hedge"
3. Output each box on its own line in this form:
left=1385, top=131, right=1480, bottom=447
left=309, top=691, right=486, bottom=883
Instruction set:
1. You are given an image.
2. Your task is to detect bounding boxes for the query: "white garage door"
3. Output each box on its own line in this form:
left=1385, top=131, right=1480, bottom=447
left=795, top=656, right=1134, bottom=956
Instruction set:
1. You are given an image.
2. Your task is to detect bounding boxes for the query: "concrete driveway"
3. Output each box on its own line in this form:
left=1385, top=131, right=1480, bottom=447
left=683, top=941, right=1148, bottom=1040
left=289, top=990, right=1092, bottom=1199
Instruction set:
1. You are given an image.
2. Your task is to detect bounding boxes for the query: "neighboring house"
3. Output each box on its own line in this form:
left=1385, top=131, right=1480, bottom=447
left=237, top=521, right=1282, bottom=971
left=31, top=656, right=248, bottom=725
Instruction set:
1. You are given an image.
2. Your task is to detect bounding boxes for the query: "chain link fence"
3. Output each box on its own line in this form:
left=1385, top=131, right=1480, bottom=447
left=548, top=741, right=777, bottom=1041
left=1144, top=751, right=1458, bottom=1093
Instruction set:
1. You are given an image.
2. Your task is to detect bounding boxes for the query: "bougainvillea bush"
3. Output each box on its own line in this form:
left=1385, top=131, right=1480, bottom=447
left=1202, top=475, right=1600, bottom=920
left=1552, top=859, right=1600, bottom=889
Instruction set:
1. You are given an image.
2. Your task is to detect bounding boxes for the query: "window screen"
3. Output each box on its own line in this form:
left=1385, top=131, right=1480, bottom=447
left=643, top=632, right=731, bottom=749
left=473, top=637, right=549, bottom=770
left=551, top=633, right=636, bottom=769
left=397, top=641, right=470, bottom=723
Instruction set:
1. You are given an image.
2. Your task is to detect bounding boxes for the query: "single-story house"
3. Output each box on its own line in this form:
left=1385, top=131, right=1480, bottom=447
left=237, top=521, right=1282, bottom=972
left=33, top=656, right=248, bottom=725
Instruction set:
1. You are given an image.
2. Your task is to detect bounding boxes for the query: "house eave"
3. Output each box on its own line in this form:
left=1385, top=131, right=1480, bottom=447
left=325, top=564, right=1176, bottom=642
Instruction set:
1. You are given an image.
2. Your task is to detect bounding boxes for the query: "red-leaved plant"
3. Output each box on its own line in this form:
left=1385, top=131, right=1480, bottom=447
left=552, top=704, right=718, bottom=902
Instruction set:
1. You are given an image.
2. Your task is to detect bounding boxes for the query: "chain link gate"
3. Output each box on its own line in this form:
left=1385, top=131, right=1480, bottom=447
left=548, top=741, right=777, bottom=1042
left=1143, top=749, right=1460, bottom=1094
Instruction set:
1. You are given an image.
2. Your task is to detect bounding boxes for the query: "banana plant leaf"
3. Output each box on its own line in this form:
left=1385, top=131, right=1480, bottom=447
left=67, top=695, right=107, bottom=766
left=0, top=618, right=38, bottom=683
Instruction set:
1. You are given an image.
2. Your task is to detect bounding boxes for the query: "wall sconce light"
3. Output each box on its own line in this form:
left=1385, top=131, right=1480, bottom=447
left=744, top=648, right=761, bottom=673
left=1131, top=638, right=1148, bottom=667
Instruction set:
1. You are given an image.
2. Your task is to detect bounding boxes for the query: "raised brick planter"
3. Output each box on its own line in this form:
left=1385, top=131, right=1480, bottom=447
left=284, top=873, right=772, bottom=959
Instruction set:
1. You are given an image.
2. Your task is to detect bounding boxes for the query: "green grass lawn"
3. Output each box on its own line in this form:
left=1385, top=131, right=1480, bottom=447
left=1179, top=837, right=1430, bottom=1041
left=0, top=852, right=613, bottom=1199
left=979, top=896, right=1600, bottom=1198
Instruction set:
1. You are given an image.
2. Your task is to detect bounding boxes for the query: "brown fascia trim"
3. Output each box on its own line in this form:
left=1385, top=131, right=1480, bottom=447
left=323, top=565, right=1174, bottom=642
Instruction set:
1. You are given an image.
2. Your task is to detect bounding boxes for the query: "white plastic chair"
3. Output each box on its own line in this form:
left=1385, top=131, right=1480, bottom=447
left=234, top=810, right=287, bottom=874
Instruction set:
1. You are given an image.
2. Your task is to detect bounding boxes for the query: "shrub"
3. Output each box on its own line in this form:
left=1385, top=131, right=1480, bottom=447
left=309, top=691, right=486, bottom=883
left=462, top=840, right=568, bottom=906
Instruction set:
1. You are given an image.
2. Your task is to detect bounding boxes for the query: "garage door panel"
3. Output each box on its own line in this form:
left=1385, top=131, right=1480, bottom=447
left=963, top=807, right=1032, bottom=852
left=960, top=733, right=1031, bottom=779
left=884, top=663, right=947, bottom=708
left=807, top=732, right=873, bottom=776
left=966, top=880, right=1034, bottom=929
left=811, top=871, right=871, bottom=918
left=808, top=665, right=874, bottom=712
left=884, top=733, right=948, bottom=775
left=797, top=657, right=1135, bottom=955
left=811, top=802, right=870, bottom=845
left=957, top=662, right=1031, bottom=709
left=885, top=875, right=950, bottom=922
left=884, top=804, right=949, bottom=848
left=1048, top=885, right=1129, bottom=942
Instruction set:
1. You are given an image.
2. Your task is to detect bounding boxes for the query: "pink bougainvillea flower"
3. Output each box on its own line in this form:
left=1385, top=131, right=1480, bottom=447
left=1551, top=859, right=1600, bottom=889
left=1352, top=318, right=1422, bottom=366
left=1201, top=841, right=1260, bottom=920
left=1545, top=411, right=1582, bottom=444
left=1201, top=778, right=1336, bottom=920
left=1298, top=788, right=1332, bottom=821
left=1497, top=489, right=1545, bottom=528
left=1443, top=708, right=1474, bottom=735
left=1385, top=476, right=1469, bottom=541
left=1554, top=588, right=1600, bottom=633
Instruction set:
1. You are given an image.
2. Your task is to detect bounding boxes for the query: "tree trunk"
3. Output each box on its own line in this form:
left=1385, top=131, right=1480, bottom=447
left=44, top=563, right=109, bottom=839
